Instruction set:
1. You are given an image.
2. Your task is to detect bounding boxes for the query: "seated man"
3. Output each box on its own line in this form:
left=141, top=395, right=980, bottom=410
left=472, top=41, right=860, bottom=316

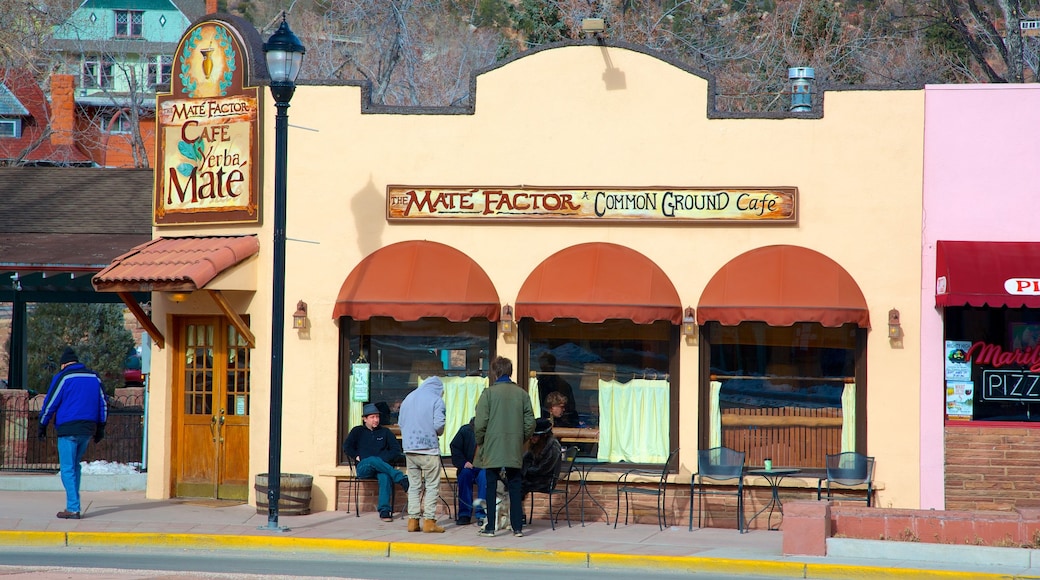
left=521, top=418, right=562, bottom=499
left=545, top=391, right=578, bottom=428
left=343, top=403, right=409, bottom=522
left=450, top=416, right=487, bottom=526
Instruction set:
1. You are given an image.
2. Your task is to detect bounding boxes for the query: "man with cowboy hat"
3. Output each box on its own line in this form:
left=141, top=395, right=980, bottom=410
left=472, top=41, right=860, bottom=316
left=343, top=403, right=409, bottom=522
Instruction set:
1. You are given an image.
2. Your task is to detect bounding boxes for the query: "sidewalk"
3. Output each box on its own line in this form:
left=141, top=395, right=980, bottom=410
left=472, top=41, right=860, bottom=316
left=1, top=488, right=1039, bottom=579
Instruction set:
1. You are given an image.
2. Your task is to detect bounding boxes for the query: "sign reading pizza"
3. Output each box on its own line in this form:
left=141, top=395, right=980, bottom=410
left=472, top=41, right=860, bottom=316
left=387, top=186, right=797, bottom=223
left=155, top=20, right=259, bottom=225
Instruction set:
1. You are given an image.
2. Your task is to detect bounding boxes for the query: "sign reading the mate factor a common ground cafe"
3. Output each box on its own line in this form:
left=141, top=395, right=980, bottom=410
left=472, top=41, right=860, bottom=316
left=154, top=20, right=259, bottom=225
left=387, top=186, right=797, bottom=223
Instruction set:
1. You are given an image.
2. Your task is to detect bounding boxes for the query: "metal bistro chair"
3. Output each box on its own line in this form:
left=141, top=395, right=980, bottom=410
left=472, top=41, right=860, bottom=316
left=690, top=446, right=746, bottom=533
left=529, top=445, right=579, bottom=530
left=818, top=452, right=875, bottom=506
left=615, top=448, right=680, bottom=531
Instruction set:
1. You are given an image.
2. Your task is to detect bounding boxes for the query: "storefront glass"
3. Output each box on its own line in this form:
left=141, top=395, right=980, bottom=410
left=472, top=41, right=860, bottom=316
left=943, top=306, right=1040, bottom=422
left=704, top=321, right=861, bottom=468
left=338, top=317, right=495, bottom=462
left=525, top=318, right=675, bottom=462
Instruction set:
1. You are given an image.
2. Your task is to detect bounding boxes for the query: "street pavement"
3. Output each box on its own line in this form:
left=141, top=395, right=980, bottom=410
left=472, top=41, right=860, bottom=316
left=1, top=487, right=1039, bottom=579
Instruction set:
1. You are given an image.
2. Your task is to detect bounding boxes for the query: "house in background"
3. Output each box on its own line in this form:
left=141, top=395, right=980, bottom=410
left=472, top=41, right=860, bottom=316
left=0, top=69, right=92, bottom=166
left=45, top=0, right=206, bottom=167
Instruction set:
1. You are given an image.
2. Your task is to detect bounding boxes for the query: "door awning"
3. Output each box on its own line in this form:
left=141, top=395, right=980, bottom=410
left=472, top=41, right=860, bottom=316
left=697, top=245, right=870, bottom=328
left=333, top=240, right=500, bottom=322
left=92, top=235, right=260, bottom=293
left=515, top=242, right=682, bottom=324
left=936, top=240, right=1040, bottom=308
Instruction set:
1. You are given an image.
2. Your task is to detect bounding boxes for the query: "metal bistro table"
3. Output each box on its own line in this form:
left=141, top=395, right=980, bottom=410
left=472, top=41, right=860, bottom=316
left=747, top=467, right=800, bottom=531
left=557, top=456, right=610, bottom=526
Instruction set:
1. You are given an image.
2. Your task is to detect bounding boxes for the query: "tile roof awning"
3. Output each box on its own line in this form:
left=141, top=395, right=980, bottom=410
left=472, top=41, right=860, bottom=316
left=698, top=245, right=870, bottom=328
left=936, top=240, right=1040, bottom=308
left=92, top=235, right=260, bottom=293
left=333, top=240, right=500, bottom=322
left=516, top=243, right=682, bottom=324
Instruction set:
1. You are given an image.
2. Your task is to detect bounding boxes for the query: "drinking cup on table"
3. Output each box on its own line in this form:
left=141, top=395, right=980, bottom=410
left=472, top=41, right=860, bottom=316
left=764, top=459, right=773, bottom=470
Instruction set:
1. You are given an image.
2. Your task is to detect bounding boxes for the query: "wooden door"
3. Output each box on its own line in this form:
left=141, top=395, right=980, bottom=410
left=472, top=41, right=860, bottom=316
left=173, top=318, right=251, bottom=500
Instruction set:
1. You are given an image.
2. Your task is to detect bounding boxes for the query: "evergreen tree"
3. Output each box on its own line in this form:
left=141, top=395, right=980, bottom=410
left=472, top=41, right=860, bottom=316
left=26, top=303, right=134, bottom=395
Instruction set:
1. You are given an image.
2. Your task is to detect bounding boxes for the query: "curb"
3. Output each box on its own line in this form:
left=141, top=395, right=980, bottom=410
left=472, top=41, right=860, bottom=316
left=0, top=531, right=1032, bottom=578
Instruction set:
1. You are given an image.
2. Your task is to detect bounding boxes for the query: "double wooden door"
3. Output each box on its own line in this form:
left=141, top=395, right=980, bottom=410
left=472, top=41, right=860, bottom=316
left=173, top=317, right=251, bottom=499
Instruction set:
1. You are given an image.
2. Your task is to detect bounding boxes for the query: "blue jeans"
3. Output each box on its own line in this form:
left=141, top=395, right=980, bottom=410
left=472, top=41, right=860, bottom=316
left=355, top=456, right=406, bottom=514
left=456, top=466, right=487, bottom=519
left=58, top=434, right=91, bottom=513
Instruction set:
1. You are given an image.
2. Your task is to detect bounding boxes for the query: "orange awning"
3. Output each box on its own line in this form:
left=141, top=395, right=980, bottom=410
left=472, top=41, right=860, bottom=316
left=697, top=245, right=870, bottom=328
left=92, top=236, right=260, bottom=293
left=515, top=243, right=682, bottom=324
left=333, top=240, right=500, bottom=322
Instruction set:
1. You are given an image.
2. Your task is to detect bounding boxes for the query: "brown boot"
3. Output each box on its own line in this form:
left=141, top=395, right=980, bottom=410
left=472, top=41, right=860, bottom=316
left=407, top=518, right=421, bottom=532
left=423, top=518, right=445, bottom=533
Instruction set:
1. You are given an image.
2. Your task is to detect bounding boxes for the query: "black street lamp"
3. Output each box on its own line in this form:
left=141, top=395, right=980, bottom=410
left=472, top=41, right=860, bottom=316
left=261, top=13, right=305, bottom=532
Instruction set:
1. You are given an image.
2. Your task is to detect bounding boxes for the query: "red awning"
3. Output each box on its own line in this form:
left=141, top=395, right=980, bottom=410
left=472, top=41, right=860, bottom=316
left=697, top=245, right=870, bottom=328
left=936, top=240, right=1040, bottom=308
left=515, top=243, right=681, bottom=324
left=92, top=236, right=260, bottom=293
left=333, top=240, right=500, bottom=322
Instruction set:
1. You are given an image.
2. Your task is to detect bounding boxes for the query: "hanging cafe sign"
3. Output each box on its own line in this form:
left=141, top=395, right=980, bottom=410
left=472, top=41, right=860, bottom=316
left=386, top=186, right=797, bottom=223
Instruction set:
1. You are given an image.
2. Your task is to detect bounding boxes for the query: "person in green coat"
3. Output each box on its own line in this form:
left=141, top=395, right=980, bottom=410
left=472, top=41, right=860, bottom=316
left=474, top=356, right=535, bottom=537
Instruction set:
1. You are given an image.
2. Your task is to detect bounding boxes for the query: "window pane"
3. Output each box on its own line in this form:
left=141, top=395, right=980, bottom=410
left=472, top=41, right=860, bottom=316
left=528, top=318, right=673, bottom=456
left=707, top=322, right=858, bottom=468
left=348, top=317, right=493, bottom=425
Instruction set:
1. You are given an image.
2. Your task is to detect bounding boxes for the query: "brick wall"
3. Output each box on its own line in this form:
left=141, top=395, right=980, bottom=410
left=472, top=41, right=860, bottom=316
left=945, top=424, right=1040, bottom=511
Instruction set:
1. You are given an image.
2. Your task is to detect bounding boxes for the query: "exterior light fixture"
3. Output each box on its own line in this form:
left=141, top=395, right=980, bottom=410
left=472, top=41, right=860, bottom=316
left=888, top=308, right=903, bottom=339
left=167, top=291, right=190, bottom=303
left=500, top=304, right=515, bottom=335
left=262, top=12, right=305, bottom=533
left=682, top=306, right=697, bottom=337
left=292, top=300, right=308, bottom=329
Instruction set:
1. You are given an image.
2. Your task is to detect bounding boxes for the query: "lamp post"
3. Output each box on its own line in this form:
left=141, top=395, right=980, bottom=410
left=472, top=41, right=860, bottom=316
left=261, top=13, right=305, bottom=532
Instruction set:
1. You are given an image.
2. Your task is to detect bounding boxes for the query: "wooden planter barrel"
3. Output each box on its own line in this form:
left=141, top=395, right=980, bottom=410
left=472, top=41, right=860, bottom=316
left=255, top=473, right=313, bottom=516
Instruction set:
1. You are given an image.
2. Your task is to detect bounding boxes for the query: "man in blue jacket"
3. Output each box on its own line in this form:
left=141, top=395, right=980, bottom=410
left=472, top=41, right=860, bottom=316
left=343, top=403, right=409, bottom=521
left=450, top=417, right=487, bottom=526
left=38, top=346, right=108, bottom=520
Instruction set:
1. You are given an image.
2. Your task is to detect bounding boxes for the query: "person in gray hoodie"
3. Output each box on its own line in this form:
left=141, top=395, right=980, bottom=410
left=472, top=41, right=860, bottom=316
left=398, top=375, right=446, bottom=533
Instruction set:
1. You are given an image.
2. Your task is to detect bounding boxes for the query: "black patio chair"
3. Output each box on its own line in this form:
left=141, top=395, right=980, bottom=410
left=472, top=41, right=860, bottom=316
left=614, top=448, right=680, bottom=531
left=690, top=446, right=746, bottom=533
left=817, top=452, right=875, bottom=506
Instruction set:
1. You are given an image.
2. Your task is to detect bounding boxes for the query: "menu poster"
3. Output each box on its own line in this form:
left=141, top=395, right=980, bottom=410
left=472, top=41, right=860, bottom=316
left=945, top=341, right=972, bottom=381
left=351, top=363, right=370, bottom=402
left=946, top=381, right=974, bottom=420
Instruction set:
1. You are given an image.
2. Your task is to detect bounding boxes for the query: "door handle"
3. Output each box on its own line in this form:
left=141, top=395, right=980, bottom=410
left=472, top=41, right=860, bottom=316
left=218, top=409, right=225, bottom=443
left=210, top=415, right=217, bottom=442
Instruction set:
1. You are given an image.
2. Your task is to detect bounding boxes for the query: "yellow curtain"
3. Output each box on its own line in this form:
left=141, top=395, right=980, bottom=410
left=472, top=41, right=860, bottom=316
left=348, top=401, right=362, bottom=441
left=709, top=380, right=722, bottom=449
left=841, top=382, right=856, bottom=452
left=528, top=376, right=540, bottom=416
left=433, top=375, right=488, bottom=456
left=597, top=378, right=669, bottom=463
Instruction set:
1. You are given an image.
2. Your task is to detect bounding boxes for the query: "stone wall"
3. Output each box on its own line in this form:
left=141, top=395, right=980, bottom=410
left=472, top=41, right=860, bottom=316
left=945, top=423, right=1040, bottom=511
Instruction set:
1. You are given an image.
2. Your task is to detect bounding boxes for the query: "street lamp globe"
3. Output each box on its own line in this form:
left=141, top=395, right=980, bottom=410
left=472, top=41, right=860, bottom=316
left=263, top=14, right=306, bottom=96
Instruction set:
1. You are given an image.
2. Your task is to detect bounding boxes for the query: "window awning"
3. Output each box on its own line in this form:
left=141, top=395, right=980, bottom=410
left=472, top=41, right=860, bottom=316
left=92, top=236, right=260, bottom=293
left=936, top=240, right=1040, bottom=308
left=697, top=245, right=870, bottom=328
left=333, top=240, right=500, bottom=322
left=515, top=242, right=682, bottom=324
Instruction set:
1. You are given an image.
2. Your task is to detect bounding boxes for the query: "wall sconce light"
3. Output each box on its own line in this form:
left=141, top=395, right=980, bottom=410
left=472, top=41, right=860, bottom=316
left=888, top=308, right=903, bottom=339
left=292, top=300, right=308, bottom=330
left=682, top=306, right=697, bottom=336
left=167, top=291, right=190, bottom=303
left=499, top=304, right=515, bottom=335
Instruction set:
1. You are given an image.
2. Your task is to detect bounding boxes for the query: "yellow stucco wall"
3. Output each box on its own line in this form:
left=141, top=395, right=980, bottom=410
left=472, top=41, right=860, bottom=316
left=145, top=44, right=924, bottom=511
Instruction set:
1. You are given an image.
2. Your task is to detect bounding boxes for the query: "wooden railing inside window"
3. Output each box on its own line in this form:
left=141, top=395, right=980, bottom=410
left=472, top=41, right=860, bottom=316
left=713, top=374, right=852, bottom=470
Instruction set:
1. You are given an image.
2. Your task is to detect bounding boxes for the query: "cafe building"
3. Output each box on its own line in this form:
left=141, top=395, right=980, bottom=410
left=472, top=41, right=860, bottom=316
left=93, top=15, right=926, bottom=523
left=921, top=84, right=1040, bottom=512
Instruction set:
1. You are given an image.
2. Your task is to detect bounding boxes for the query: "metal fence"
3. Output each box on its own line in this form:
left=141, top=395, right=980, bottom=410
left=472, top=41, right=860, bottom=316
left=0, top=390, right=144, bottom=472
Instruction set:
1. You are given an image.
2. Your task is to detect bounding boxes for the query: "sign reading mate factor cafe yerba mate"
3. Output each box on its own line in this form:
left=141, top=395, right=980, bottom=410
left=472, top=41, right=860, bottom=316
left=387, top=186, right=797, bottom=222
left=154, top=20, right=259, bottom=225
